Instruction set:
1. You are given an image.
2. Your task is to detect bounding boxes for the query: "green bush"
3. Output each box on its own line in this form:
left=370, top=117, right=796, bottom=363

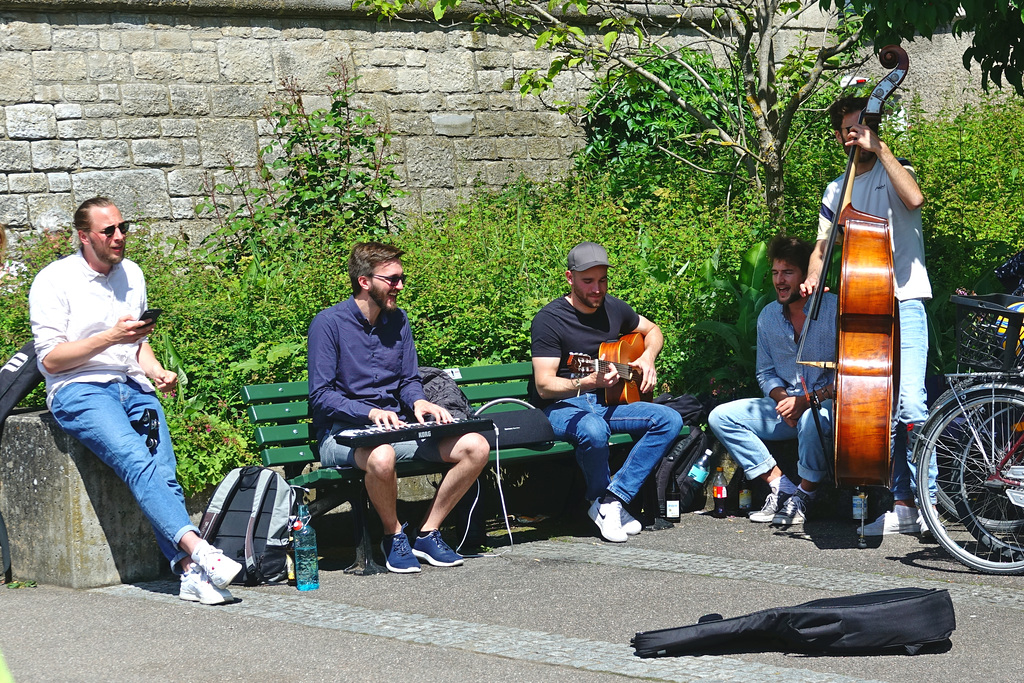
left=3, top=90, right=1022, bottom=495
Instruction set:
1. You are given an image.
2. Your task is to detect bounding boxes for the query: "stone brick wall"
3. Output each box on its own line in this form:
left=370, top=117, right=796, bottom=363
left=0, top=1, right=585, bottom=238
left=0, top=1, right=983, bottom=238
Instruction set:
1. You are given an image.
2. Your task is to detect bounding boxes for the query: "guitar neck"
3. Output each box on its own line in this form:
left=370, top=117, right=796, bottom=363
left=591, top=358, right=637, bottom=381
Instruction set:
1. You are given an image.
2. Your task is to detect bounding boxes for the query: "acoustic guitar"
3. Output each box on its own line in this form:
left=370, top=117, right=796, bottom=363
left=568, top=332, right=652, bottom=405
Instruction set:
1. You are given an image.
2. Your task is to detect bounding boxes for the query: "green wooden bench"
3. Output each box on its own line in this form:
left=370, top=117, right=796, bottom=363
left=242, top=361, right=686, bottom=574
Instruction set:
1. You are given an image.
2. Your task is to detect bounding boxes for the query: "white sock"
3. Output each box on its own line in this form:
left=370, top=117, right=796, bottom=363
left=797, top=484, right=817, bottom=499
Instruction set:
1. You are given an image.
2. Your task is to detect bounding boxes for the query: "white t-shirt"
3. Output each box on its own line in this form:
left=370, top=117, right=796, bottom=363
left=29, top=251, right=154, bottom=408
left=818, top=160, right=931, bottom=301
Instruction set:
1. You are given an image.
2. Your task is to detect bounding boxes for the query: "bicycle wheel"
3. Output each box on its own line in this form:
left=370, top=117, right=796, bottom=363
left=915, top=382, right=1024, bottom=574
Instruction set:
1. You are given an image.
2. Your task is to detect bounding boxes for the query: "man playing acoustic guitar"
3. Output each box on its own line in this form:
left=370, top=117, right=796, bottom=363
left=530, top=242, right=683, bottom=542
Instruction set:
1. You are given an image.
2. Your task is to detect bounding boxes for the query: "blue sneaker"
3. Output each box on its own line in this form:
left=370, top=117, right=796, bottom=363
left=380, top=525, right=421, bottom=574
left=411, top=529, right=464, bottom=567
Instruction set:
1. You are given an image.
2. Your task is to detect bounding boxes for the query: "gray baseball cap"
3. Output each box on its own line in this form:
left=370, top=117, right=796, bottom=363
left=567, top=242, right=609, bottom=272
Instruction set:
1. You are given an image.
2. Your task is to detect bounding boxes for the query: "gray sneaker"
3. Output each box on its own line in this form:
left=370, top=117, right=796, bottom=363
left=772, top=489, right=811, bottom=527
left=748, top=491, right=787, bottom=523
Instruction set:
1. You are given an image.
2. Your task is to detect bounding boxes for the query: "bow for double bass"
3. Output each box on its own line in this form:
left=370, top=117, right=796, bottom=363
left=797, top=45, right=910, bottom=487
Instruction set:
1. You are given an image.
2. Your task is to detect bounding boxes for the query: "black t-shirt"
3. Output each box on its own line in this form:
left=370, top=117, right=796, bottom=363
left=529, top=295, right=641, bottom=404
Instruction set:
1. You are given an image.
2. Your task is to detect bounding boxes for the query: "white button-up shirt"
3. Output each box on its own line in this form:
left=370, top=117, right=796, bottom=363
left=29, top=250, right=154, bottom=408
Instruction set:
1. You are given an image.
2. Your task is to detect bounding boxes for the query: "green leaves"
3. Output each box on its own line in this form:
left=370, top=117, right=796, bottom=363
left=692, top=243, right=774, bottom=400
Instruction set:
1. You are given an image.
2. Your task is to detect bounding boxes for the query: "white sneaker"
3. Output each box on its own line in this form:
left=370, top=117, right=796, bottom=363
left=588, top=500, right=629, bottom=542
left=179, top=566, right=233, bottom=605
left=192, top=542, right=243, bottom=588
left=748, top=491, right=786, bottom=523
left=863, top=506, right=921, bottom=536
left=619, top=506, right=642, bottom=536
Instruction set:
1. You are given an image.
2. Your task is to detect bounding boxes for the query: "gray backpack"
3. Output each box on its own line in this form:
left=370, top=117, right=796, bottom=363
left=199, top=466, right=296, bottom=585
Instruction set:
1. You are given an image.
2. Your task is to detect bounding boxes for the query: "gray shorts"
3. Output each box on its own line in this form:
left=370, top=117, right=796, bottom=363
left=318, top=422, right=445, bottom=469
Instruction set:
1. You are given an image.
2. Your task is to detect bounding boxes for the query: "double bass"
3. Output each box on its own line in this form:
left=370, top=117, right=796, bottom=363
left=800, top=45, right=910, bottom=487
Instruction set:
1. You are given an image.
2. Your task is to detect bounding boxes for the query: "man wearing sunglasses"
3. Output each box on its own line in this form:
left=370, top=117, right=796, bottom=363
left=29, top=196, right=242, bottom=605
left=308, top=241, right=489, bottom=573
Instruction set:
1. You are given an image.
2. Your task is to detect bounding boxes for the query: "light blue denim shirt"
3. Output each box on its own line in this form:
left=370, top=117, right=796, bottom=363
left=756, top=293, right=837, bottom=398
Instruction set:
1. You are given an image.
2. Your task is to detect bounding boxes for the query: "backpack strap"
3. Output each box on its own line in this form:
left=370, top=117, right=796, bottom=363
left=244, top=469, right=276, bottom=576
left=198, top=467, right=243, bottom=539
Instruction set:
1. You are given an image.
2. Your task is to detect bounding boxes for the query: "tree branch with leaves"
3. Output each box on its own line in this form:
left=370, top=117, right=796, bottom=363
left=358, top=0, right=870, bottom=223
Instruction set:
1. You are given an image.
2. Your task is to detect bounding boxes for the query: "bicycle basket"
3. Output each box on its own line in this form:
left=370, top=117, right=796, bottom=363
left=952, top=293, right=1024, bottom=372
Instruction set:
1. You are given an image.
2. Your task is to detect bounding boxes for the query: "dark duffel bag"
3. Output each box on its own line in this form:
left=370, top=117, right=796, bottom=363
left=632, top=587, right=955, bottom=657
left=0, top=340, right=43, bottom=438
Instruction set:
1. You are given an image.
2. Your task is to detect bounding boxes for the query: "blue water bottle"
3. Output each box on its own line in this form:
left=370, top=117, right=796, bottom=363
left=293, top=504, right=319, bottom=591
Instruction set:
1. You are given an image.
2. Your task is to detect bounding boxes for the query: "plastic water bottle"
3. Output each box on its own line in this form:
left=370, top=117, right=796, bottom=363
left=687, top=449, right=713, bottom=484
left=712, top=467, right=729, bottom=518
left=666, top=475, right=681, bottom=522
left=679, top=449, right=712, bottom=510
left=293, top=504, right=319, bottom=591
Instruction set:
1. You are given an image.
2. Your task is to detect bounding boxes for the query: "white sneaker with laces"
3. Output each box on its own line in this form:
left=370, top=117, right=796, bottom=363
left=619, top=506, right=642, bottom=536
left=863, top=506, right=921, bottom=536
left=179, top=566, right=233, bottom=605
left=748, top=491, right=786, bottom=523
left=192, top=542, right=243, bottom=588
left=588, top=500, right=629, bottom=542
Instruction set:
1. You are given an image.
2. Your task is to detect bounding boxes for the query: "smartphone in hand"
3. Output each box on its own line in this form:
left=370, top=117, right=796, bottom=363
left=139, top=308, right=162, bottom=325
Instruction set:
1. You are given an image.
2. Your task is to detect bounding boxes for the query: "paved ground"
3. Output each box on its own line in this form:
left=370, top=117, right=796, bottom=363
left=2, top=502, right=1022, bottom=683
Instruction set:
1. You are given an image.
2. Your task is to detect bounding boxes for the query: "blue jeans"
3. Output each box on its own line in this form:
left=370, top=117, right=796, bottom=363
left=50, top=380, right=198, bottom=571
left=543, top=393, right=683, bottom=503
left=891, top=298, right=937, bottom=504
left=708, top=397, right=832, bottom=483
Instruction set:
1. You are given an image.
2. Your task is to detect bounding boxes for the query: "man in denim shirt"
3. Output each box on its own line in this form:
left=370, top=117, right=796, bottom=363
left=709, top=236, right=837, bottom=527
left=308, top=242, right=488, bottom=573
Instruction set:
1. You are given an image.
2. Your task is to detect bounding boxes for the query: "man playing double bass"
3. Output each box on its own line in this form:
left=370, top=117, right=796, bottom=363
left=802, top=96, right=933, bottom=536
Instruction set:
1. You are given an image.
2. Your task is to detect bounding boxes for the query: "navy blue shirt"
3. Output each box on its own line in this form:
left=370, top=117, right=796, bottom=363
left=308, top=296, right=426, bottom=438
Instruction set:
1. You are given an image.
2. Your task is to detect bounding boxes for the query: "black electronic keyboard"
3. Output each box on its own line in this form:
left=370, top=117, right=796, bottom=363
left=333, top=417, right=494, bottom=448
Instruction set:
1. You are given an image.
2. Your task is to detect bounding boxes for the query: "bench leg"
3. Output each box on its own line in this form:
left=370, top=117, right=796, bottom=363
left=344, top=486, right=387, bottom=576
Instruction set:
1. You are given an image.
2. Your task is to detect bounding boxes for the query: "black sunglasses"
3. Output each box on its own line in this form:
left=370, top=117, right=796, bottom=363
left=92, top=221, right=131, bottom=237
left=372, top=273, right=407, bottom=287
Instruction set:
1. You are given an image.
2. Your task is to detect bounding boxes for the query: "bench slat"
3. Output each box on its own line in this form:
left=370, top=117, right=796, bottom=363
left=247, top=402, right=310, bottom=424
left=284, top=440, right=583, bottom=488
left=261, top=445, right=319, bottom=466
left=242, top=381, right=309, bottom=404
left=447, top=362, right=533, bottom=384
left=461, top=382, right=530, bottom=404
left=255, top=423, right=312, bottom=447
